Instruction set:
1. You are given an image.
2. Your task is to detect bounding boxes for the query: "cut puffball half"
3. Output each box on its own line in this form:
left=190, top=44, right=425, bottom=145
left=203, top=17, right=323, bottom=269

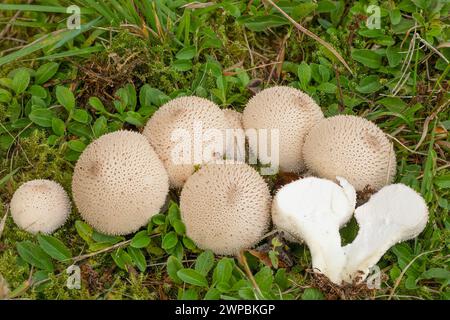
left=342, top=184, right=429, bottom=283
left=272, top=176, right=356, bottom=284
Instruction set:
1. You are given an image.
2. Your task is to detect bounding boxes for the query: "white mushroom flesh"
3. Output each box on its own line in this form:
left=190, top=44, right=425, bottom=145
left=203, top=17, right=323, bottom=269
left=272, top=177, right=356, bottom=284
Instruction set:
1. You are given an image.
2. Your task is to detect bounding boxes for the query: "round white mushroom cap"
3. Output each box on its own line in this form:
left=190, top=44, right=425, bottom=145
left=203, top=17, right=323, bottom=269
left=243, top=86, right=324, bottom=173
left=10, top=179, right=71, bottom=234
left=303, top=115, right=396, bottom=191
left=143, top=96, right=229, bottom=188
left=72, top=130, right=169, bottom=235
left=180, top=163, right=272, bottom=255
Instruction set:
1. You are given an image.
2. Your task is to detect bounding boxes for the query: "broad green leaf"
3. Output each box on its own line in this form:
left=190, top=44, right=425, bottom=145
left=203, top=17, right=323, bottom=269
left=301, top=288, right=325, bottom=300
left=162, top=231, right=178, bottom=250
left=88, top=96, right=106, bottom=113
left=195, top=250, right=215, bottom=276
left=16, top=241, right=54, bottom=271
left=167, top=255, right=183, bottom=284
left=75, top=220, right=93, bottom=243
left=127, top=247, right=147, bottom=272
left=34, top=62, right=59, bottom=84
left=204, top=287, right=221, bottom=300
left=351, top=49, right=382, bottom=69
left=356, top=75, right=382, bottom=93
left=177, top=268, right=209, bottom=287
left=51, top=117, right=65, bottom=136
left=72, top=109, right=90, bottom=123
left=67, top=140, right=86, bottom=152
left=254, top=266, right=273, bottom=292
left=0, top=88, right=12, bottom=103
left=37, top=234, right=72, bottom=262
left=56, top=86, right=75, bottom=111
left=130, top=230, right=151, bottom=248
left=238, top=15, right=287, bottom=31
left=420, top=268, right=450, bottom=281
left=213, top=258, right=233, bottom=284
left=297, top=62, right=311, bottom=89
left=29, top=108, right=53, bottom=127
left=111, top=248, right=132, bottom=270
left=12, top=69, right=30, bottom=94
left=176, top=46, right=196, bottom=60
left=172, top=59, right=192, bottom=71
left=172, top=219, right=186, bottom=235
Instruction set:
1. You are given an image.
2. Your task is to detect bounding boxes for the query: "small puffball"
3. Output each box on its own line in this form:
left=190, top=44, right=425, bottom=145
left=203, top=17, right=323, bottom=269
left=180, top=163, right=272, bottom=255
left=10, top=179, right=71, bottom=234
left=72, top=130, right=169, bottom=236
left=303, top=115, right=396, bottom=191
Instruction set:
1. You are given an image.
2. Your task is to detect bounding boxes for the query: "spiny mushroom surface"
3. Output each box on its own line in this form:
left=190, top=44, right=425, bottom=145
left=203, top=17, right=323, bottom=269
left=342, top=184, right=428, bottom=283
left=72, top=130, right=169, bottom=235
left=10, top=179, right=71, bottom=234
left=243, top=86, right=324, bottom=173
left=143, top=96, right=229, bottom=188
left=223, top=109, right=243, bottom=129
left=272, top=177, right=356, bottom=284
left=180, top=163, right=272, bottom=255
left=303, top=115, right=396, bottom=191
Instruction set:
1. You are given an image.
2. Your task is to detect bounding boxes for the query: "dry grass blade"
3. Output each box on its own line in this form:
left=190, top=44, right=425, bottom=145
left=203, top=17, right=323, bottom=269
left=265, top=0, right=353, bottom=75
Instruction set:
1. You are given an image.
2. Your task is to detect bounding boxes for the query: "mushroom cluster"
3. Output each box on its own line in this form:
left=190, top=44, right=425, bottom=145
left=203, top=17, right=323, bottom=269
left=6, top=86, right=428, bottom=291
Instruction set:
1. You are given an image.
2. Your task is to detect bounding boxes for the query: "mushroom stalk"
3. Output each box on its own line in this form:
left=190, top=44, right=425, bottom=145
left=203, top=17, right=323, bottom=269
left=342, top=184, right=429, bottom=283
left=272, top=177, right=356, bottom=284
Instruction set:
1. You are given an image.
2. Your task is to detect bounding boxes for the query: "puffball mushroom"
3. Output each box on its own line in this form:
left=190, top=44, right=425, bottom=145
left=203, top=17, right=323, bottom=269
left=243, top=86, right=324, bottom=173
left=342, top=184, right=429, bottom=283
left=180, top=163, right=272, bottom=255
left=223, top=109, right=243, bottom=129
left=10, top=179, right=71, bottom=234
left=72, top=130, right=169, bottom=236
left=303, top=115, right=396, bottom=191
left=272, top=177, right=356, bottom=284
left=143, top=96, right=229, bottom=188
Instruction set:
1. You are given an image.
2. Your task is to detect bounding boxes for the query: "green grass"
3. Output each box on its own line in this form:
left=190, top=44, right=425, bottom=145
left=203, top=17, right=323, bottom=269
left=0, top=0, right=449, bottom=300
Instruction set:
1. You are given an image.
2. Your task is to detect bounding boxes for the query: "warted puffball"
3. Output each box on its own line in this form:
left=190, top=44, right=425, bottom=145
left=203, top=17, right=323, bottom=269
left=10, top=179, right=71, bottom=234
left=243, top=86, right=324, bottom=173
left=180, top=163, right=272, bottom=255
left=223, top=109, right=243, bottom=129
left=72, top=131, right=169, bottom=235
left=303, top=115, right=396, bottom=191
left=143, top=96, right=229, bottom=188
